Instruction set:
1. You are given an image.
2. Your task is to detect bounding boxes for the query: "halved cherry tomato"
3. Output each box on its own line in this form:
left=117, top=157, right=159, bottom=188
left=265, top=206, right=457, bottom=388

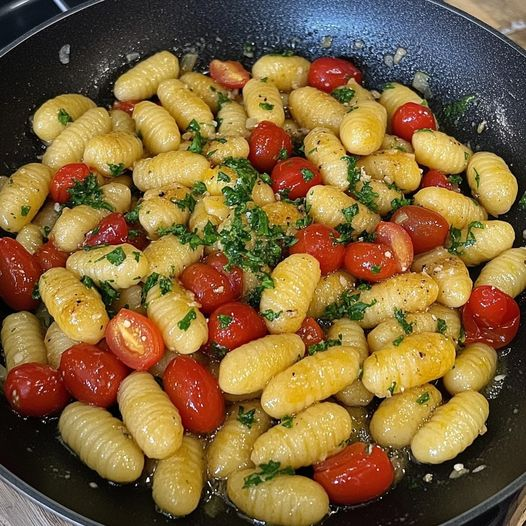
left=289, top=223, right=345, bottom=274
left=462, top=285, right=520, bottom=349
left=126, top=224, right=149, bottom=250
left=105, top=309, right=164, bottom=370
left=308, top=57, right=363, bottom=92
left=113, top=100, right=139, bottom=115
left=50, top=163, right=92, bottom=203
left=296, top=317, right=324, bottom=348
left=208, top=302, right=267, bottom=353
left=4, top=363, right=70, bottom=417
left=180, top=263, right=236, bottom=314
left=313, top=442, right=394, bottom=505
left=59, top=343, right=129, bottom=407
left=34, top=241, right=69, bottom=271
left=344, top=242, right=398, bottom=282
left=375, top=222, right=414, bottom=272
left=205, top=252, right=243, bottom=299
left=392, top=102, right=436, bottom=142
left=391, top=205, right=449, bottom=254
left=209, top=59, right=250, bottom=89
left=248, top=121, right=293, bottom=173
left=83, top=213, right=129, bottom=247
left=0, top=237, right=41, bottom=311
left=421, top=169, right=458, bottom=192
left=163, top=355, right=225, bottom=434
left=271, top=157, right=322, bottom=200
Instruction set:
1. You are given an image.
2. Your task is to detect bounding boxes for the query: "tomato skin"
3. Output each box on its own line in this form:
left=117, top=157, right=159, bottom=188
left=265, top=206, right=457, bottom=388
left=163, top=356, right=225, bottom=434
left=391, top=205, right=449, bottom=254
left=248, top=121, right=293, bottom=173
left=290, top=223, right=345, bottom=274
left=180, top=263, right=236, bottom=315
left=83, top=213, right=129, bottom=247
left=374, top=222, right=414, bottom=273
left=0, top=238, right=41, bottom=311
left=313, top=442, right=394, bottom=505
left=271, top=157, right=322, bottom=200
left=126, top=224, right=149, bottom=250
left=34, top=241, right=69, bottom=271
left=105, top=309, right=165, bottom=370
left=204, top=252, right=243, bottom=299
left=462, top=286, right=520, bottom=349
left=344, top=242, right=398, bottom=282
left=296, top=317, right=325, bottom=348
left=208, top=302, right=267, bottom=353
left=420, top=169, right=457, bottom=191
left=4, top=363, right=70, bottom=417
left=308, top=57, right=363, bottom=92
left=392, top=102, right=436, bottom=142
left=50, top=163, right=92, bottom=203
left=113, top=100, right=139, bottom=115
left=209, top=59, right=250, bottom=89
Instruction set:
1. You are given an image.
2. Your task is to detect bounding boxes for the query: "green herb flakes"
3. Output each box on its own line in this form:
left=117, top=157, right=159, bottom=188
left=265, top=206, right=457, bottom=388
left=20, top=205, right=31, bottom=217
left=57, top=108, right=72, bottom=126
left=300, top=168, right=314, bottom=182
left=178, top=309, right=196, bottom=331
left=332, top=86, right=355, bottom=104
left=108, top=163, right=125, bottom=177
left=259, top=102, right=274, bottom=111
left=371, top=264, right=382, bottom=275
left=218, top=314, right=233, bottom=329
left=387, top=381, right=397, bottom=395
left=278, top=148, right=288, bottom=161
left=101, top=247, right=126, bottom=266
left=394, top=308, right=413, bottom=334
left=243, top=461, right=294, bottom=488
left=261, top=309, right=282, bottom=321
left=68, top=174, right=114, bottom=212
left=436, top=318, right=448, bottom=335
left=416, top=392, right=430, bottom=405
left=80, top=276, right=95, bottom=288
left=392, top=335, right=404, bottom=347
left=307, top=337, right=342, bottom=355
left=322, top=291, right=376, bottom=321
left=237, top=406, right=256, bottom=428
left=280, top=415, right=294, bottom=428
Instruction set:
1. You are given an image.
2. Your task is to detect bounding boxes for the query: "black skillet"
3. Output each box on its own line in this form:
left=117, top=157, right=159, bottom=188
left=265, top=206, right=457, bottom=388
left=1, top=0, right=526, bottom=524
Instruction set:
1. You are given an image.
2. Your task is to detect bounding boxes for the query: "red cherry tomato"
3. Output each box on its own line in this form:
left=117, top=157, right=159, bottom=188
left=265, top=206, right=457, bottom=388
left=248, top=121, right=293, bottom=173
left=105, top=309, right=165, bottom=370
left=296, top=317, right=325, bottom=348
left=4, top=363, right=69, bottom=417
left=271, top=157, right=322, bottom=200
left=209, top=59, right=250, bottom=89
left=313, top=442, right=394, bottom=505
left=208, top=302, right=267, bottom=353
left=126, top=224, right=149, bottom=250
left=289, top=224, right=345, bottom=274
left=308, top=57, right=363, bottom=93
left=462, top=286, right=520, bottom=349
left=374, top=222, right=414, bottom=273
left=0, top=238, right=41, bottom=311
left=344, top=242, right=398, bottom=282
left=204, top=252, right=243, bottom=299
left=50, top=163, right=92, bottom=204
left=83, top=213, right=129, bottom=247
left=421, top=169, right=458, bottom=192
left=180, top=263, right=236, bottom=314
left=113, top=100, right=139, bottom=115
left=163, top=355, right=225, bottom=434
left=392, top=102, right=436, bottom=142
left=391, top=205, right=449, bottom=254
left=59, top=343, right=129, bottom=407
left=34, top=241, right=69, bottom=271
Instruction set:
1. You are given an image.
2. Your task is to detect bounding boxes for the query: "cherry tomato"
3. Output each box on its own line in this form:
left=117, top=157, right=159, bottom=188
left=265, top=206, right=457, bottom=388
left=209, top=59, right=250, bottom=89
left=180, top=263, right=236, bottom=314
left=289, top=223, right=345, bottom=274
left=34, top=240, right=69, bottom=272
left=126, top=224, right=149, bottom=250
left=374, top=222, right=414, bottom=273
left=421, top=169, right=458, bottom=192
left=204, top=252, right=243, bottom=299
left=313, top=442, right=394, bottom=505
left=248, top=121, right=293, bottom=173
left=83, top=213, right=129, bottom=247
left=344, top=242, right=398, bottom=282
left=308, top=57, right=363, bottom=92
left=296, top=317, right=325, bottom=348
left=163, top=355, right=225, bottom=433
left=208, top=302, right=267, bottom=353
left=0, top=237, right=41, bottom=311
left=271, top=157, right=322, bottom=200
left=392, top=102, right=436, bottom=142
left=50, top=163, right=92, bottom=204
left=462, top=286, right=520, bottom=349
left=59, top=343, right=129, bottom=407
left=391, top=205, right=449, bottom=254
left=113, top=100, right=139, bottom=115
left=105, top=309, right=165, bottom=370
left=4, top=363, right=69, bottom=417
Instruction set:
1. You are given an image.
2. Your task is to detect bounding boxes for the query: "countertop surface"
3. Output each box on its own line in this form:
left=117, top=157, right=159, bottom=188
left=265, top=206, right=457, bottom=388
left=1, top=0, right=526, bottom=525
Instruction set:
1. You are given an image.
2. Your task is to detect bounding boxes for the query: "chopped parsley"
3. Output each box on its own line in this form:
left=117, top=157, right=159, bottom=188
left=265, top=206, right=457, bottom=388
left=125, top=205, right=140, bottom=223
left=192, top=181, right=207, bottom=196
left=98, top=280, right=119, bottom=308
left=132, top=251, right=141, bottom=263
left=57, top=108, right=72, bottom=126
left=217, top=91, right=231, bottom=108
left=260, top=309, right=282, bottom=321
left=173, top=193, right=197, bottom=213
left=394, top=308, right=413, bottom=334
left=31, top=282, right=41, bottom=300
left=141, top=272, right=161, bottom=305
left=439, top=94, right=477, bottom=124
left=307, top=337, right=342, bottom=355
left=278, top=148, right=288, bottom=161
left=322, top=290, right=376, bottom=321
left=371, top=264, right=382, bottom=275
left=259, top=102, right=274, bottom=111
left=187, top=119, right=205, bottom=154
left=392, top=335, right=405, bottom=346
left=391, top=196, right=412, bottom=212
left=159, top=276, right=172, bottom=295
left=382, top=82, right=395, bottom=90
left=20, top=205, right=31, bottom=217
left=99, top=246, right=126, bottom=266
left=217, top=171, right=232, bottom=183
left=108, top=163, right=125, bottom=177
left=280, top=415, right=294, bottom=428
left=67, top=174, right=114, bottom=211
left=473, top=168, right=481, bottom=189
left=237, top=406, right=256, bottom=428
left=178, top=309, right=196, bottom=331
left=448, top=174, right=463, bottom=186
left=518, top=191, right=526, bottom=211
left=448, top=221, right=485, bottom=255
left=331, top=86, right=355, bottom=104
left=387, top=381, right=397, bottom=395
left=416, top=392, right=431, bottom=405
left=80, top=276, right=95, bottom=288
left=217, top=314, right=233, bottom=329
left=300, top=168, right=315, bottom=182
left=243, top=461, right=294, bottom=488
left=436, top=318, right=448, bottom=335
